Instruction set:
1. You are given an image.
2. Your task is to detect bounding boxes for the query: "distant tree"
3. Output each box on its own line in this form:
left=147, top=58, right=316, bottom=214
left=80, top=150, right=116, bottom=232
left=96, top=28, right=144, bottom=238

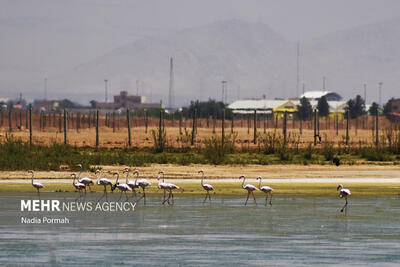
left=58, top=99, right=81, bottom=109
left=317, top=96, right=330, bottom=117
left=346, top=95, right=365, bottom=119
left=177, top=99, right=231, bottom=119
left=297, top=97, right=312, bottom=120
left=383, top=98, right=394, bottom=116
left=368, top=102, right=379, bottom=116
left=89, top=100, right=97, bottom=109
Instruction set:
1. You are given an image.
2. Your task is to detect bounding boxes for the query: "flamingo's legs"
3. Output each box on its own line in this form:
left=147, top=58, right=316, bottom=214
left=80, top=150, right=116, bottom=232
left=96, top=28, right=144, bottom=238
left=245, top=191, right=250, bottom=206
left=162, top=190, right=170, bottom=205
left=96, top=187, right=107, bottom=203
left=117, top=191, right=123, bottom=202
left=252, top=191, right=257, bottom=205
left=265, top=194, right=268, bottom=206
left=37, top=189, right=41, bottom=201
left=136, top=188, right=147, bottom=205
left=340, top=197, right=348, bottom=213
left=269, top=193, right=273, bottom=206
left=203, top=191, right=209, bottom=204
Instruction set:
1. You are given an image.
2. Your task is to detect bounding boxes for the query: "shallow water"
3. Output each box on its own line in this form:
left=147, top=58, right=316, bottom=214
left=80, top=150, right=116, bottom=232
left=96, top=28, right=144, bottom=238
left=0, top=192, right=400, bottom=266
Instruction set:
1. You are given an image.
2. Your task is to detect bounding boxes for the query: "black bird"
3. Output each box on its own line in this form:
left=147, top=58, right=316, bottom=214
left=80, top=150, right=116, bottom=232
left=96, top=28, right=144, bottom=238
left=333, top=157, right=340, bottom=166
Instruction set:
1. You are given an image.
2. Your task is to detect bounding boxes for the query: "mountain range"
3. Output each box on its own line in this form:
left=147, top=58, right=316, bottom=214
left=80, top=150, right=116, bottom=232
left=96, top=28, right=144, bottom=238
left=2, top=18, right=400, bottom=105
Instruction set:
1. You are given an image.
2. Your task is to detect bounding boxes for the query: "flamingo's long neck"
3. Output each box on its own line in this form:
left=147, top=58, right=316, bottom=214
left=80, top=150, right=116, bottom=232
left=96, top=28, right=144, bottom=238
left=115, top=174, right=120, bottom=184
left=162, top=173, right=165, bottom=182
left=77, top=167, right=82, bottom=179
left=201, top=172, right=204, bottom=186
left=258, top=178, right=262, bottom=189
left=96, top=171, right=102, bottom=184
left=241, top=177, right=246, bottom=188
left=134, top=172, right=139, bottom=183
left=31, top=173, right=34, bottom=185
left=72, top=174, right=76, bottom=185
left=125, top=170, right=130, bottom=183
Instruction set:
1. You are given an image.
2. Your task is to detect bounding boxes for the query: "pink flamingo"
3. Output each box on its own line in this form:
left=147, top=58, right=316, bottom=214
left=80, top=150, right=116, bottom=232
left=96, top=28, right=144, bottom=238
left=256, top=176, right=273, bottom=206
left=29, top=170, right=44, bottom=199
left=337, top=184, right=351, bottom=212
left=239, top=175, right=257, bottom=206
left=198, top=170, right=214, bottom=203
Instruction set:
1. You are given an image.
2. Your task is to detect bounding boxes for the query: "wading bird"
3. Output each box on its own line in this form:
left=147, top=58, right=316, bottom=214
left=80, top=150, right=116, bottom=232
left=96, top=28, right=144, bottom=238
left=71, top=172, right=86, bottom=201
left=157, top=173, right=168, bottom=204
left=111, top=171, right=131, bottom=202
left=95, top=169, right=113, bottom=202
left=337, top=184, right=351, bottom=212
left=124, top=167, right=139, bottom=201
left=198, top=170, right=214, bottom=204
left=159, top=170, right=179, bottom=205
left=256, top=176, right=273, bottom=206
left=133, top=170, right=151, bottom=205
left=239, top=175, right=257, bottom=206
left=29, top=170, right=44, bottom=199
left=76, top=164, right=94, bottom=191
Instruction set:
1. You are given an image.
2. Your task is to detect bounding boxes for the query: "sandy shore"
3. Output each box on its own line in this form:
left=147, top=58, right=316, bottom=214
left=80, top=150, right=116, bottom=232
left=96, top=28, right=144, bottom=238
left=1, top=164, right=399, bottom=180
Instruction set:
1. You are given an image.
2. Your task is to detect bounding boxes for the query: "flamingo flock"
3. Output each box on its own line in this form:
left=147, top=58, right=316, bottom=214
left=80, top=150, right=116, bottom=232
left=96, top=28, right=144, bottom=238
left=27, top=166, right=351, bottom=211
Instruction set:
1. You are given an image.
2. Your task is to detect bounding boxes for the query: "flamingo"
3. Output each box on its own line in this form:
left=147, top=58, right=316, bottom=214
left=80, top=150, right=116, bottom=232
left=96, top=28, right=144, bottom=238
left=159, top=171, right=180, bottom=205
left=256, top=176, right=273, bottom=206
left=157, top=173, right=168, bottom=204
left=111, top=171, right=131, bottom=202
left=124, top=167, right=139, bottom=201
left=76, top=164, right=94, bottom=192
left=71, top=172, right=86, bottom=201
left=29, top=170, right=44, bottom=199
left=95, top=169, right=113, bottom=202
left=198, top=170, right=214, bottom=204
left=239, top=175, right=257, bottom=206
left=337, top=184, right=351, bottom=212
left=133, top=170, right=151, bottom=205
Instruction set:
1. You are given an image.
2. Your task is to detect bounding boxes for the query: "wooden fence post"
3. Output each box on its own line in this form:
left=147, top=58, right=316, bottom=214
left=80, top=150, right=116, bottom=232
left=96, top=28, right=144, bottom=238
left=231, top=113, right=234, bottom=134
left=63, top=109, right=67, bottom=145
left=253, top=110, right=257, bottom=144
left=112, top=112, right=115, bottom=133
left=314, top=110, right=317, bottom=146
left=191, top=108, right=197, bottom=145
left=375, top=112, right=379, bottom=146
left=127, top=108, right=131, bottom=147
left=179, top=112, right=182, bottom=135
left=25, top=109, right=29, bottom=130
left=96, top=110, right=99, bottom=149
left=222, top=109, right=225, bottom=145
left=8, top=108, right=12, bottom=132
left=346, top=111, right=350, bottom=145
left=283, top=111, right=287, bottom=144
left=212, top=112, right=216, bottom=134
left=29, top=107, right=32, bottom=146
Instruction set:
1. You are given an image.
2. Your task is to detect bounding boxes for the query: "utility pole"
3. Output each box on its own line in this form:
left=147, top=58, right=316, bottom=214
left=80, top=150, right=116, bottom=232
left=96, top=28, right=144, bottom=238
left=378, top=82, right=383, bottom=107
left=44, top=78, right=47, bottom=100
left=296, top=42, right=300, bottom=97
left=136, top=80, right=139, bottom=96
left=323, top=76, right=326, bottom=91
left=221, top=80, right=227, bottom=103
left=104, top=79, right=108, bottom=103
left=302, top=82, right=305, bottom=95
left=168, top=57, right=174, bottom=109
left=363, top=83, right=367, bottom=103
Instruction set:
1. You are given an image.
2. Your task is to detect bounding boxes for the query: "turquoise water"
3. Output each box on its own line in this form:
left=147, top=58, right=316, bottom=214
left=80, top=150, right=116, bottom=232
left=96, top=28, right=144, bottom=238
left=0, top=192, right=400, bottom=266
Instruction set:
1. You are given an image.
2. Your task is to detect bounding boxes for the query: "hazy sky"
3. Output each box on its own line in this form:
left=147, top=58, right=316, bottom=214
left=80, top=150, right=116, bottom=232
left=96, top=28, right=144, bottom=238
left=1, top=0, right=400, bottom=102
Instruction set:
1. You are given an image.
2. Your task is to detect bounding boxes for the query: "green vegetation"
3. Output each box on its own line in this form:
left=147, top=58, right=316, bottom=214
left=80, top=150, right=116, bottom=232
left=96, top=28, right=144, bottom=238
left=0, top=131, right=400, bottom=171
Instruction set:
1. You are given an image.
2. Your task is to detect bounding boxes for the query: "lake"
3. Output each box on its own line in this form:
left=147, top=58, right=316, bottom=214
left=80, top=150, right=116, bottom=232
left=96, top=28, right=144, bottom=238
left=0, top=192, right=399, bottom=266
